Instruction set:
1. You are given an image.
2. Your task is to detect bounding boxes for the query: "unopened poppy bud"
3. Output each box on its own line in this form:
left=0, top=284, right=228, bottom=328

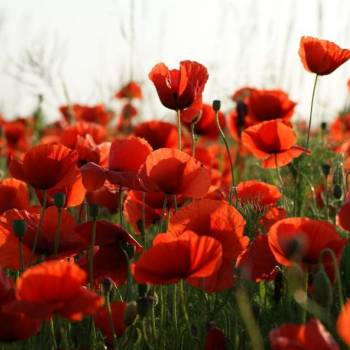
left=12, top=219, right=26, bottom=239
left=321, top=122, right=327, bottom=132
left=53, top=192, right=66, bottom=208
left=321, top=163, right=331, bottom=177
left=124, top=301, right=138, bottom=326
left=212, top=100, right=221, bottom=112
left=101, top=277, right=114, bottom=295
left=138, top=284, right=149, bottom=297
left=137, top=296, right=154, bottom=318
left=120, top=241, right=135, bottom=259
left=89, top=204, right=99, bottom=219
left=333, top=162, right=344, bottom=187
left=313, top=265, right=333, bottom=308
left=333, top=184, right=343, bottom=199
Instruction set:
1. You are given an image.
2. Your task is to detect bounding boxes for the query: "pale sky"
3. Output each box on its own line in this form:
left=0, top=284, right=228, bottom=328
left=0, top=0, right=350, bottom=127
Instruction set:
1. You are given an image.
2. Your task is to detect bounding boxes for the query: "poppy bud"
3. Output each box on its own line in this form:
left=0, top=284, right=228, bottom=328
left=321, top=122, right=327, bottom=132
left=273, top=269, right=284, bottom=303
left=89, top=204, right=99, bottom=219
left=137, top=296, right=154, bottom=318
left=138, top=284, right=149, bottom=297
left=120, top=241, right=135, bottom=259
left=212, top=100, right=221, bottom=112
left=12, top=219, right=27, bottom=240
left=101, top=277, right=114, bottom=295
left=53, top=192, right=66, bottom=208
left=124, top=301, right=138, bottom=326
left=313, top=265, right=333, bottom=308
left=321, top=163, right=331, bottom=177
left=333, top=184, right=343, bottom=200
left=333, top=162, right=344, bottom=187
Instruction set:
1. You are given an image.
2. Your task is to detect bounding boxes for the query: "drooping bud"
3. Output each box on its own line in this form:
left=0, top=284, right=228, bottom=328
left=333, top=184, right=343, bottom=200
left=321, top=163, right=331, bottom=177
left=101, top=277, right=114, bottom=296
left=320, top=122, right=327, bottom=132
left=12, top=219, right=27, bottom=240
left=124, top=301, right=138, bottom=326
left=313, top=265, right=333, bottom=309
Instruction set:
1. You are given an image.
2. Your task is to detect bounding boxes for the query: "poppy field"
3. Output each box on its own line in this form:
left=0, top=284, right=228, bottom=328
left=1, top=35, right=350, bottom=350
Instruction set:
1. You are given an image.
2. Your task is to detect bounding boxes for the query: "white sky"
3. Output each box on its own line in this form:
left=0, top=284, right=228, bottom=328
left=0, top=0, right=350, bottom=127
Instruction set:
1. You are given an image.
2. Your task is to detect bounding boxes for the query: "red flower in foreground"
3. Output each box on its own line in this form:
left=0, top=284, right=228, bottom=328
left=267, top=218, right=346, bottom=270
left=337, top=198, right=350, bottom=231
left=247, top=89, right=296, bottom=124
left=337, top=299, right=350, bottom=346
left=299, top=36, right=350, bottom=75
left=204, top=326, right=227, bottom=350
left=242, top=119, right=307, bottom=168
left=0, top=270, right=41, bottom=342
left=12, top=260, right=103, bottom=321
left=10, top=143, right=78, bottom=190
left=149, top=60, right=208, bottom=111
left=167, top=198, right=249, bottom=291
left=132, top=230, right=223, bottom=285
left=139, top=148, right=211, bottom=198
left=269, top=318, right=339, bottom=350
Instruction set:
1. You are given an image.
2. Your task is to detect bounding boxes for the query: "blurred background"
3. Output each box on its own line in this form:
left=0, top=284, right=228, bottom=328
left=0, top=0, right=350, bottom=126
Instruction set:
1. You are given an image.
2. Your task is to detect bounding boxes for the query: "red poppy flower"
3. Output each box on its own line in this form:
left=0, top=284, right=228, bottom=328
left=12, top=260, right=103, bottom=321
left=149, top=60, right=208, bottom=111
left=86, top=182, right=120, bottom=214
left=60, top=104, right=111, bottom=125
left=337, top=299, right=350, bottom=345
left=121, top=103, right=138, bottom=119
left=9, top=143, right=78, bottom=190
left=81, top=137, right=153, bottom=192
left=241, top=119, right=307, bottom=168
left=75, top=220, right=141, bottom=285
left=138, top=148, right=211, bottom=198
left=0, top=270, right=41, bottom=342
left=180, top=97, right=203, bottom=124
left=267, top=217, right=347, bottom=270
left=247, top=89, right=296, bottom=124
left=116, top=81, right=142, bottom=99
left=133, top=120, right=178, bottom=150
left=204, top=326, right=227, bottom=350
left=236, top=180, right=281, bottom=207
left=299, top=36, right=350, bottom=75
left=2, top=120, right=30, bottom=154
left=167, top=198, right=249, bottom=292
left=236, top=235, right=278, bottom=282
left=0, top=206, right=86, bottom=268
left=95, top=301, right=127, bottom=342
left=0, top=178, right=29, bottom=214
left=269, top=318, right=339, bottom=350
left=182, top=103, right=226, bottom=140
left=259, top=206, right=286, bottom=232
left=231, top=86, right=256, bottom=102
left=132, top=230, right=223, bottom=285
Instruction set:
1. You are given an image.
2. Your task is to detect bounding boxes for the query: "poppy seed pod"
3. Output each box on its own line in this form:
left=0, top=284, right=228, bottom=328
left=333, top=184, right=343, bottom=200
left=321, top=122, right=327, bottom=131
left=124, top=301, right=138, bottom=326
left=212, top=100, right=221, bottom=112
left=12, top=219, right=27, bottom=240
left=101, top=277, right=114, bottom=295
left=53, top=192, right=66, bottom=208
left=321, top=163, right=331, bottom=177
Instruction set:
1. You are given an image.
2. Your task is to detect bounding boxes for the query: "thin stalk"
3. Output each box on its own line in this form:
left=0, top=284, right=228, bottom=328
left=122, top=249, right=131, bottom=301
left=306, top=74, right=319, bottom=148
left=179, top=281, right=191, bottom=335
left=49, top=318, right=57, bottom=350
left=53, top=207, right=63, bottom=257
left=105, top=292, right=119, bottom=350
left=302, top=271, right=309, bottom=324
left=18, top=238, right=24, bottom=274
left=172, top=284, right=178, bottom=337
left=158, top=194, right=168, bottom=232
left=30, top=190, right=47, bottom=264
left=141, top=192, right=146, bottom=246
left=176, top=109, right=182, bottom=150
left=320, top=248, right=344, bottom=308
left=215, top=109, right=235, bottom=204
left=118, top=188, right=124, bottom=227
left=190, top=121, right=196, bottom=157
left=88, top=219, right=97, bottom=288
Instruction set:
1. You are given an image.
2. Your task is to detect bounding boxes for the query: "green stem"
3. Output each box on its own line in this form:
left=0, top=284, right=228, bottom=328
left=49, top=318, right=57, bottom=350
left=141, top=192, right=146, bottom=246
left=53, top=207, right=63, bottom=257
left=88, top=219, right=97, bottom=288
left=320, top=248, right=344, bottom=308
left=190, top=121, right=196, bottom=157
left=105, top=292, right=119, bottom=350
left=176, top=110, right=182, bottom=151
left=179, top=281, right=191, bottom=335
left=215, top=109, right=235, bottom=205
left=119, top=188, right=124, bottom=227
left=173, top=284, right=178, bottom=337
left=302, top=271, right=309, bottom=324
left=18, top=238, right=24, bottom=274
left=158, top=194, right=168, bottom=233
left=306, top=74, right=318, bottom=148
left=30, top=190, right=47, bottom=264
